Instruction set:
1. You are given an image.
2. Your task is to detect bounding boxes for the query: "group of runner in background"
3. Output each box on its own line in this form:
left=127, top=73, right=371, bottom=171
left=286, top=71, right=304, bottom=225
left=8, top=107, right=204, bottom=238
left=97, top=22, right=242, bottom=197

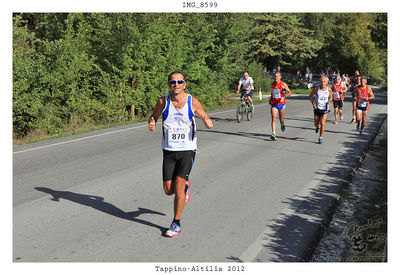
left=240, top=69, right=375, bottom=144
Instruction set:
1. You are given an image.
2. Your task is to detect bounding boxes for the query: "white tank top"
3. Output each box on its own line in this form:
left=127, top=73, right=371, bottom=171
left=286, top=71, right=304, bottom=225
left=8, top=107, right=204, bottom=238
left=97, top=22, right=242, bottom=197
left=162, top=93, right=197, bottom=151
left=316, top=85, right=330, bottom=110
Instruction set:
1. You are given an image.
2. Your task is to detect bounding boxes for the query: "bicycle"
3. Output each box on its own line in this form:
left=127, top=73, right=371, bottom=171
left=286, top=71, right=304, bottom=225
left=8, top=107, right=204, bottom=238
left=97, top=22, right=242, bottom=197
left=236, top=93, right=253, bottom=123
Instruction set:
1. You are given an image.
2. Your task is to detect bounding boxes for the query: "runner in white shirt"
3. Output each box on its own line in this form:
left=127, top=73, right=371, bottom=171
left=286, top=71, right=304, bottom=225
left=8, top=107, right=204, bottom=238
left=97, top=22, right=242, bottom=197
left=309, top=76, right=333, bottom=144
left=148, top=71, right=213, bottom=237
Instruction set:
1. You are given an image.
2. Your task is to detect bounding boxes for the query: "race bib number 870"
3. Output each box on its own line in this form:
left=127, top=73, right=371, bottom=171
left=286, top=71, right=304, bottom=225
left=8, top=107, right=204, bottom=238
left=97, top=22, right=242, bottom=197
left=168, top=127, right=189, bottom=148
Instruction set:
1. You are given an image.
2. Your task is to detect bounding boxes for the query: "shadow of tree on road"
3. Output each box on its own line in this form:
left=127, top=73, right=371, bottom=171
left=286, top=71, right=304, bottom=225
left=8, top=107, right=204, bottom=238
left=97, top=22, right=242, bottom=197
left=34, top=187, right=168, bottom=234
left=223, top=89, right=386, bottom=262
left=254, top=111, right=387, bottom=262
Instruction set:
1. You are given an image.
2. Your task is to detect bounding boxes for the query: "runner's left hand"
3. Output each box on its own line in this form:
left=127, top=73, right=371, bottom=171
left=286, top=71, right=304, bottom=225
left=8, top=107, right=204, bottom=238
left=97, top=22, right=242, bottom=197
left=204, top=118, right=213, bottom=129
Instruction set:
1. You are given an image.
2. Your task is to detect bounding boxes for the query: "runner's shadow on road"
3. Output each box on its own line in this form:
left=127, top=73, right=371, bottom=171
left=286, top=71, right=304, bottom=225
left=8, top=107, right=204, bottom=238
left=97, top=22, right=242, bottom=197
left=34, top=187, right=168, bottom=235
left=277, top=136, right=317, bottom=144
left=208, top=117, right=238, bottom=123
left=198, top=129, right=269, bottom=141
left=285, top=116, right=315, bottom=123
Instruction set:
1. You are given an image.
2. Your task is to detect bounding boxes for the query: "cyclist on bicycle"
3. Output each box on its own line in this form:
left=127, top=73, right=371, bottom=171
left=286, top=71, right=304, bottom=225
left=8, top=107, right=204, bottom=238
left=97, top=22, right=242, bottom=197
left=236, top=71, right=254, bottom=110
left=269, top=71, right=292, bottom=141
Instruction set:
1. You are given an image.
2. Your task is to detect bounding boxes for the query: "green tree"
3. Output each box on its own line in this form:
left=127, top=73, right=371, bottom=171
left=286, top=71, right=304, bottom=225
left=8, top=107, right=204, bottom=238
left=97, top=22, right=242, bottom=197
left=329, top=13, right=385, bottom=78
left=298, top=13, right=387, bottom=78
left=13, top=14, right=47, bottom=137
left=13, top=12, right=386, bottom=140
left=251, top=14, right=323, bottom=71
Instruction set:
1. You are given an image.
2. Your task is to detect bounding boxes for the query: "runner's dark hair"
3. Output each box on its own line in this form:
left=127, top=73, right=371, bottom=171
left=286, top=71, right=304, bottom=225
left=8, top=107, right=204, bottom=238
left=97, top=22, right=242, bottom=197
left=168, top=71, right=186, bottom=82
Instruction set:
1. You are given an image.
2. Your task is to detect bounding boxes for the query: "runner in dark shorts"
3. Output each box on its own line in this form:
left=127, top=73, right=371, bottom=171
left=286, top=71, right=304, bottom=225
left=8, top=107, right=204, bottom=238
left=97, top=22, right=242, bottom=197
left=162, top=150, right=196, bottom=181
left=355, top=76, right=375, bottom=135
left=310, top=76, right=333, bottom=144
left=148, top=71, right=213, bottom=237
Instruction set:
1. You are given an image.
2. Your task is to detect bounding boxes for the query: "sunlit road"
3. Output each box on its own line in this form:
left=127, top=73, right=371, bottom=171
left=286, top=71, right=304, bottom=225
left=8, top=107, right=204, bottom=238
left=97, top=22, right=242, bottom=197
left=13, top=87, right=387, bottom=262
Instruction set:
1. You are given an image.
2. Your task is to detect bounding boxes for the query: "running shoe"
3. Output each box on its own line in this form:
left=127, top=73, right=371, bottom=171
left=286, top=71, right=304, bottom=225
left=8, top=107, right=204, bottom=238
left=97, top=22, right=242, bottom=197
left=350, top=117, right=355, bottom=123
left=356, top=121, right=361, bottom=130
left=334, top=120, right=338, bottom=124
left=165, top=222, right=181, bottom=237
left=271, top=133, right=277, bottom=141
left=359, top=130, right=363, bottom=135
left=251, top=105, right=254, bottom=111
left=281, top=123, right=286, bottom=132
left=315, top=127, right=320, bottom=133
left=318, top=137, right=323, bottom=144
left=340, top=114, right=343, bottom=120
left=185, top=180, right=191, bottom=204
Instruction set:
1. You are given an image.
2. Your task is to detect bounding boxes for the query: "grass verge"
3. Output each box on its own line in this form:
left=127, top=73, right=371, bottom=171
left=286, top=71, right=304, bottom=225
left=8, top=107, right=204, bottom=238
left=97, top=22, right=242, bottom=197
left=13, top=88, right=313, bottom=146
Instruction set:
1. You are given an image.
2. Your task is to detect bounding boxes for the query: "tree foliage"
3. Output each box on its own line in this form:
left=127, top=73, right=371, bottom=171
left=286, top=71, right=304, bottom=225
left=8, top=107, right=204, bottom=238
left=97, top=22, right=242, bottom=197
left=252, top=14, right=322, bottom=68
left=12, top=13, right=387, bottom=139
left=298, top=13, right=387, bottom=77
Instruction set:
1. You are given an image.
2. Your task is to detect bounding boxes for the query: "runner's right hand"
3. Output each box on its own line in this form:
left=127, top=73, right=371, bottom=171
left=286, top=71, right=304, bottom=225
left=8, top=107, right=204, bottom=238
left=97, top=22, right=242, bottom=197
left=148, top=116, right=156, bottom=132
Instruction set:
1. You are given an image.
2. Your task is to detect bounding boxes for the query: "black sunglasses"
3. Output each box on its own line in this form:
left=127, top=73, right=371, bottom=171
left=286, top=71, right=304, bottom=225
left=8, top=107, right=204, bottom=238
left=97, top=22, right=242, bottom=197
left=169, top=80, right=185, bottom=85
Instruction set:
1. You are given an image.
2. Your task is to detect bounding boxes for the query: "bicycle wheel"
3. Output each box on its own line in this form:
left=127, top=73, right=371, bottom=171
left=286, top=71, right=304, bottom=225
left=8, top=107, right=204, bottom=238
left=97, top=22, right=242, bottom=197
left=236, top=103, right=244, bottom=122
left=247, top=105, right=253, bottom=121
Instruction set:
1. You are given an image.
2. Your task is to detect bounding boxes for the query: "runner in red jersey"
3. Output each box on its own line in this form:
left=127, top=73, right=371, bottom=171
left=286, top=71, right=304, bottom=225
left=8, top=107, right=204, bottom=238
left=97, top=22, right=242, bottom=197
left=332, top=75, right=348, bottom=124
left=350, top=75, right=361, bottom=123
left=269, top=72, right=292, bottom=141
left=355, top=76, right=375, bottom=135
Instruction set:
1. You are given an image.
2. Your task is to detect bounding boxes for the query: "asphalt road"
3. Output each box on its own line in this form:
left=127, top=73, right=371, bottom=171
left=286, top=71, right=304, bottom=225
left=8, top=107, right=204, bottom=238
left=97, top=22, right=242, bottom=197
left=13, top=87, right=387, bottom=262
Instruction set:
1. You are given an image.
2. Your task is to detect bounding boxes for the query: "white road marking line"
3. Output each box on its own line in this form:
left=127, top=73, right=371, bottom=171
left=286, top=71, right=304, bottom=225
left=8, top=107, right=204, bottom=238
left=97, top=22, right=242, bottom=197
left=13, top=102, right=269, bottom=155
left=13, top=124, right=147, bottom=154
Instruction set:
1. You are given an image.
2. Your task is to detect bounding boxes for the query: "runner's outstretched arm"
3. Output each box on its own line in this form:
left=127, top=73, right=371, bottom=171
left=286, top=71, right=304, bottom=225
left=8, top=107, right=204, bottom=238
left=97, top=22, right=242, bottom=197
left=192, top=97, right=213, bottom=129
left=309, top=86, right=318, bottom=109
left=148, top=97, right=166, bottom=132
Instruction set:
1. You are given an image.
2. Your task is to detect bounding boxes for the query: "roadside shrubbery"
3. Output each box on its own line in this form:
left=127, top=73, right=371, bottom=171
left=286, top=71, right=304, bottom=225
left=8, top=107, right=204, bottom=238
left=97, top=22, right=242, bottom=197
left=13, top=13, right=386, bottom=141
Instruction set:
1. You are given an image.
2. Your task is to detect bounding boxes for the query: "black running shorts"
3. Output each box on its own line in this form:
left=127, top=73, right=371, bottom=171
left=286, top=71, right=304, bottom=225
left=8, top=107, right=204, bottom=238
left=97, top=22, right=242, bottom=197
left=333, top=100, right=343, bottom=110
left=314, top=108, right=330, bottom=116
left=162, top=150, right=196, bottom=181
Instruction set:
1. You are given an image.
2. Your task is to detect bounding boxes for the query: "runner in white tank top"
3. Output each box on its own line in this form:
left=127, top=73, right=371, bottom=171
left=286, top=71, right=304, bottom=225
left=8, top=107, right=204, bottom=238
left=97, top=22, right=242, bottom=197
left=310, top=76, right=333, bottom=144
left=161, top=92, right=197, bottom=151
left=315, top=84, right=330, bottom=111
left=148, top=71, right=213, bottom=237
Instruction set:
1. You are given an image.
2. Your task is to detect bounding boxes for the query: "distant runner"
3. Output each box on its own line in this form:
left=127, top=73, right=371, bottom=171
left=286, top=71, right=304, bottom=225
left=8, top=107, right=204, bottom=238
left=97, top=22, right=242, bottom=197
left=148, top=71, right=213, bottom=237
left=269, top=71, right=292, bottom=141
left=355, top=76, right=375, bottom=135
left=310, top=76, right=333, bottom=144
left=350, top=75, right=362, bottom=123
left=332, top=75, right=348, bottom=124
